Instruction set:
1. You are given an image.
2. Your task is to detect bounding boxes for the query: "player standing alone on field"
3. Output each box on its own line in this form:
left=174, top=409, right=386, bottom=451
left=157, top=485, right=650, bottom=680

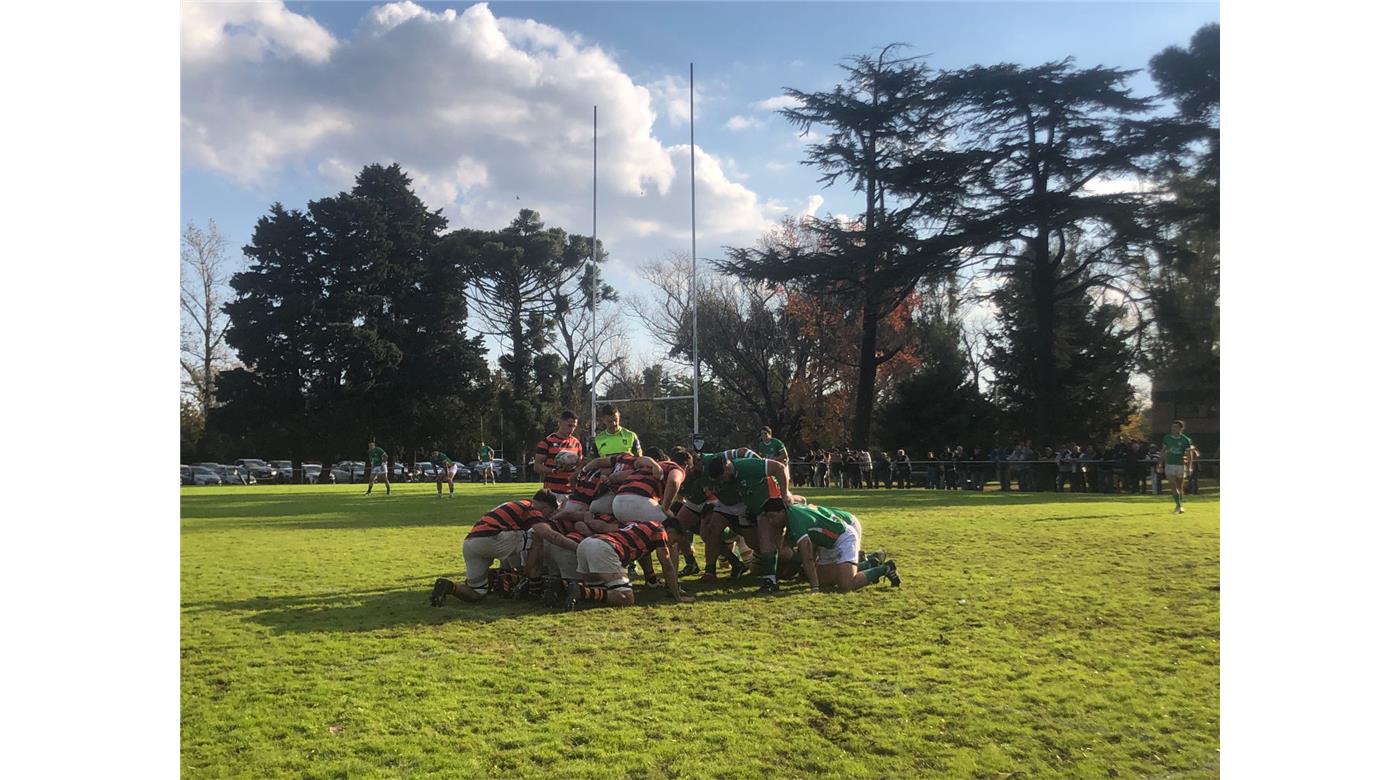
left=365, top=439, right=390, bottom=496
left=535, top=411, right=583, bottom=504
left=433, top=450, right=457, bottom=498
left=478, top=442, right=495, bottom=483
left=755, top=426, right=789, bottom=464
left=1159, top=420, right=1195, bottom=514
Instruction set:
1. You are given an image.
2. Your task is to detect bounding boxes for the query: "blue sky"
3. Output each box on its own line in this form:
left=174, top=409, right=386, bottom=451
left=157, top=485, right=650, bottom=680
left=182, top=1, right=1218, bottom=363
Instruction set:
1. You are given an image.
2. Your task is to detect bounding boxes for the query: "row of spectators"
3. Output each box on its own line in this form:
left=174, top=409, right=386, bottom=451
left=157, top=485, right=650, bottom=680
left=788, top=440, right=1207, bottom=494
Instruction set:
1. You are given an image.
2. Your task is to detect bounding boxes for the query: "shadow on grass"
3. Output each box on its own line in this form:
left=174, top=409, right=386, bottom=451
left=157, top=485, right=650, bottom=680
left=187, top=585, right=568, bottom=632
left=184, top=574, right=806, bottom=633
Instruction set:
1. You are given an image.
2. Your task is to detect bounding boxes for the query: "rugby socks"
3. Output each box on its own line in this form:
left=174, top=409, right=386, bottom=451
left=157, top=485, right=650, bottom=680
left=857, top=557, right=878, bottom=572
left=863, top=564, right=890, bottom=583
left=579, top=585, right=608, bottom=603
left=682, top=535, right=699, bottom=570
left=723, top=549, right=744, bottom=570
left=496, top=571, right=523, bottom=593
left=758, top=552, right=778, bottom=584
left=1174, top=492, right=1182, bottom=510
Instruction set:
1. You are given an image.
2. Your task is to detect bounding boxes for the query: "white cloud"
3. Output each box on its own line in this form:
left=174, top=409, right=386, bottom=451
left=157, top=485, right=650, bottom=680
left=725, top=115, right=759, bottom=131
left=182, top=1, right=337, bottom=64
left=646, top=74, right=703, bottom=127
left=182, top=1, right=774, bottom=287
left=754, top=94, right=801, bottom=112
left=801, top=195, right=824, bottom=217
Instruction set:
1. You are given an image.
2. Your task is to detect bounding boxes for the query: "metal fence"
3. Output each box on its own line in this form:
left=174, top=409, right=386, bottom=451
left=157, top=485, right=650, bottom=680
left=785, top=459, right=1221, bottom=495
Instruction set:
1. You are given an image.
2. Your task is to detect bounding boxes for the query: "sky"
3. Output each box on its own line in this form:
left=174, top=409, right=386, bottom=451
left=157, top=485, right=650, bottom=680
left=181, top=0, right=1220, bottom=366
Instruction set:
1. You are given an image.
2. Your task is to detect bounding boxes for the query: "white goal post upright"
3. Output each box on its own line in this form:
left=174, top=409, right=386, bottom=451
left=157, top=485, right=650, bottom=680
left=587, top=66, right=703, bottom=452
left=689, top=62, right=700, bottom=447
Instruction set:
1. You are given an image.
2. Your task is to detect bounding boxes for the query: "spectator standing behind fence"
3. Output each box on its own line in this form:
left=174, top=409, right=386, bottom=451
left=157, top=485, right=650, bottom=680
left=874, top=451, right=891, bottom=488
left=1079, top=445, right=1097, bottom=493
left=1055, top=446, right=1074, bottom=492
left=1023, top=442, right=1039, bottom=491
left=992, top=445, right=1009, bottom=491
left=893, top=449, right=912, bottom=489
left=859, top=449, right=873, bottom=488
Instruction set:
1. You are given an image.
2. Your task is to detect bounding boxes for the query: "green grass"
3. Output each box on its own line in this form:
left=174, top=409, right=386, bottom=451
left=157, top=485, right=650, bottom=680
left=181, top=482, right=1219, bottom=779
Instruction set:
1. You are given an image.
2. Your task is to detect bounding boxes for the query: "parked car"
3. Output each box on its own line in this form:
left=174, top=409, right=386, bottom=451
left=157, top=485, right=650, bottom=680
left=413, top=462, right=439, bottom=481
left=234, top=458, right=275, bottom=481
left=326, top=462, right=356, bottom=483
left=333, top=461, right=367, bottom=481
left=193, top=462, right=222, bottom=473
left=302, top=463, right=324, bottom=483
left=181, top=465, right=192, bottom=485
left=217, top=465, right=253, bottom=485
left=469, top=458, right=519, bottom=482
left=189, top=465, right=221, bottom=486
left=268, top=460, right=294, bottom=482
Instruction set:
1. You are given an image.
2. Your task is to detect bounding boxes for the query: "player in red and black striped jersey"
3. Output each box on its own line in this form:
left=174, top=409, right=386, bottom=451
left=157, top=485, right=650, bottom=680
left=430, top=490, right=578, bottom=606
left=533, top=410, right=583, bottom=500
left=561, top=466, right=610, bottom=515
left=577, top=451, right=640, bottom=516
left=565, top=518, right=694, bottom=609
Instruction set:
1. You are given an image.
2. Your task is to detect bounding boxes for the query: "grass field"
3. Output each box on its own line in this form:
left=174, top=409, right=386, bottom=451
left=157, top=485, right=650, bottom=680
left=181, top=482, right=1219, bottom=778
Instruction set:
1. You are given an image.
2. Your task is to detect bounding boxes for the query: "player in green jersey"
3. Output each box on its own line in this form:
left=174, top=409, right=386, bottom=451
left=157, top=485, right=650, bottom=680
left=755, top=426, right=788, bottom=463
left=477, top=442, right=495, bottom=483
left=775, top=503, right=900, bottom=592
left=674, top=448, right=755, bottom=582
left=365, top=439, right=390, bottom=495
left=708, top=455, right=794, bottom=594
left=433, top=450, right=458, bottom=498
left=1158, top=419, right=1195, bottom=514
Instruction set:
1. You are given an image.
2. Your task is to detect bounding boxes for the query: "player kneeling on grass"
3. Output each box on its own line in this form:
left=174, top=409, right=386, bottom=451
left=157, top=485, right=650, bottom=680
left=429, top=490, right=577, bottom=606
left=566, top=518, right=694, bottom=609
left=774, top=503, right=900, bottom=593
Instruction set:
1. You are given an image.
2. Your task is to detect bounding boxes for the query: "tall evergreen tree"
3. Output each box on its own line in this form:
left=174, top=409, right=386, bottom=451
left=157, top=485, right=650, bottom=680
left=985, top=246, right=1138, bottom=445
left=209, top=165, right=490, bottom=463
left=930, top=59, right=1188, bottom=443
left=1144, top=24, right=1220, bottom=428
left=442, top=210, right=599, bottom=450
left=719, top=45, right=974, bottom=448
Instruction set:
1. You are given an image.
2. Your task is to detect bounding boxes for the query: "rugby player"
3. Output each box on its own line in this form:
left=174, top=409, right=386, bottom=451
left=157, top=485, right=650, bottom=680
left=564, top=518, right=695, bottom=609
left=1159, top=419, right=1195, bottom=514
left=429, top=490, right=575, bottom=606
left=707, top=455, right=794, bottom=594
left=676, top=447, right=756, bottom=582
left=431, top=449, right=457, bottom=498
left=534, top=411, right=583, bottom=504
left=755, top=426, right=789, bottom=463
left=364, top=439, right=390, bottom=495
left=774, top=503, right=901, bottom=593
